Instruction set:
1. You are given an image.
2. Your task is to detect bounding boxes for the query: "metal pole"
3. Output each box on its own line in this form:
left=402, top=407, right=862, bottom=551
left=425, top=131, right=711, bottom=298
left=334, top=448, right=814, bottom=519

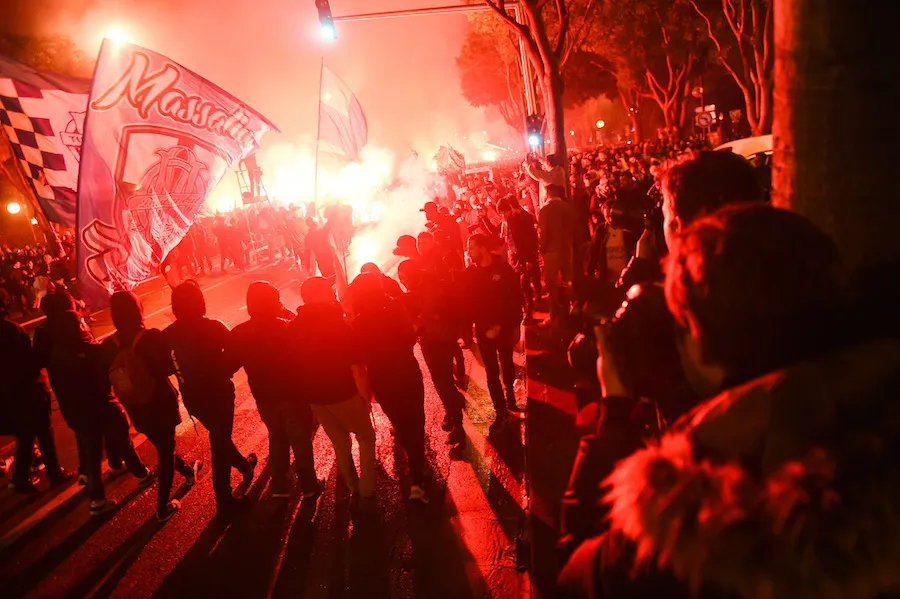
left=313, top=56, right=324, bottom=217
left=333, top=4, right=493, bottom=22
left=511, top=5, right=536, bottom=118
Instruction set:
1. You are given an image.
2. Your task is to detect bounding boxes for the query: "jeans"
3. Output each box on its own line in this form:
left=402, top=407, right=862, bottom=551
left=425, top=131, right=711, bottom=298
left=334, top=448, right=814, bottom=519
left=543, top=251, right=573, bottom=323
left=200, top=411, right=250, bottom=503
left=475, top=326, right=518, bottom=415
left=421, top=339, right=466, bottom=426
left=144, top=426, right=193, bottom=513
left=257, top=399, right=318, bottom=491
left=374, top=375, right=426, bottom=485
left=13, top=424, right=61, bottom=485
left=311, top=395, right=375, bottom=497
left=78, top=401, right=147, bottom=501
left=513, top=253, right=542, bottom=316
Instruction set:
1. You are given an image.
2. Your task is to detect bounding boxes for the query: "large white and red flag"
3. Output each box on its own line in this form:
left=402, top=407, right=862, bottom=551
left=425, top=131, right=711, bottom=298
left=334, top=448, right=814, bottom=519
left=76, top=41, right=277, bottom=307
left=318, top=65, right=367, bottom=161
left=0, top=55, right=89, bottom=228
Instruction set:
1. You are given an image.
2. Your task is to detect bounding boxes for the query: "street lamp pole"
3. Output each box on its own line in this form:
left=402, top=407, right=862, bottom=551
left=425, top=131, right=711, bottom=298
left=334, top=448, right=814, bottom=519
left=332, top=3, right=537, bottom=120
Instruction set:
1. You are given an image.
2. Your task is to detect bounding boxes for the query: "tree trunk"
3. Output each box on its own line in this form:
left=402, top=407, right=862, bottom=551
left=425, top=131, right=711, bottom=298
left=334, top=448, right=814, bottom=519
left=756, top=79, right=773, bottom=135
left=773, top=0, right=900, bottom=270
left=546, top=70, right=567, bottom=157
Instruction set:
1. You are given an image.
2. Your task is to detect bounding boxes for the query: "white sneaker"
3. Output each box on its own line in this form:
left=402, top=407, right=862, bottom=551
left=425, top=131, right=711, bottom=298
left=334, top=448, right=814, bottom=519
left=89, top=499, right=117, bottom=516
left=157, top=499, right=181, bottom=523
left=108, top=464, right=129, bottom=477
left=409, top=484, right=429, bottom=504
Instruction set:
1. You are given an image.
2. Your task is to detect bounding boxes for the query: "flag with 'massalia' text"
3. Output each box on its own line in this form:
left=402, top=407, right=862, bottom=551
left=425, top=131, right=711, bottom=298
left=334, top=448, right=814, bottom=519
left=76, top=40, right=278, bottom=308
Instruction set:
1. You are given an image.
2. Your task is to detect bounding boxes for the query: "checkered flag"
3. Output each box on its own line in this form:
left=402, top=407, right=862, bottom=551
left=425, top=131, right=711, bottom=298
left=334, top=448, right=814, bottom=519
left=0, top=55, right=89, bottom=228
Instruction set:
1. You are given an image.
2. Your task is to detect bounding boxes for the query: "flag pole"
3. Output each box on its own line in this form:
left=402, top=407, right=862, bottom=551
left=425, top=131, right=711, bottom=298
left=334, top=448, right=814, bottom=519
left=313, top=56, right=324, bottom=221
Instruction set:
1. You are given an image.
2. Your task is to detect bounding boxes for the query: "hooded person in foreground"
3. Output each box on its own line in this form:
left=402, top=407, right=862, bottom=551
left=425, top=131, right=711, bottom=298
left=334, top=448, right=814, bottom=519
left=559, top=204, right=900, bottom=599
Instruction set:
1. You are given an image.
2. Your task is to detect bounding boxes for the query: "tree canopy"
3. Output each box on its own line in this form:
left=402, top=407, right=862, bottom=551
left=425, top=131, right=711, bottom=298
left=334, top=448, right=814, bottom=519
left=588, top=0, right=710, bottom=132
left=0, top=33, right=93, bottom=78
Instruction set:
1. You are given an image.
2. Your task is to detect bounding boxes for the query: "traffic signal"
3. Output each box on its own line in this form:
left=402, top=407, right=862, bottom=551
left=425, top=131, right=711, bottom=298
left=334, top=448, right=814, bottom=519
left=315, top=0, right=336, bottom=41
left=526, top=114, right=543, bottom=149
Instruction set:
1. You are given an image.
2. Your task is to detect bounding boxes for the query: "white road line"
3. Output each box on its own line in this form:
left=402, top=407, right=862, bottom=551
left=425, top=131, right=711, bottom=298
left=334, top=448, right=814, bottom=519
left=0, top=268, right=296, bottom=549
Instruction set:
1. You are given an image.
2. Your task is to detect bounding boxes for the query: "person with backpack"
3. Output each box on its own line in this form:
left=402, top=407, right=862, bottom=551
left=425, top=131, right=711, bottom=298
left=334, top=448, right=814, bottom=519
left=0, top=289, right=70, bottom=494
left=225, top=281, right=323, bottom=499
left=164, top=281, right=256, bottom=515
left=33, top=291, right=152, bottom=515
left=101, top=291, right=198, bottom=523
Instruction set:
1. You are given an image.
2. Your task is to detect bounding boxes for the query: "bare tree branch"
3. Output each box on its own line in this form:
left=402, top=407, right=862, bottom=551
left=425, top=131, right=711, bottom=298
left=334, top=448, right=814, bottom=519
left=560, top=0, right=597, bottom=68
left=691, top=0, right=749, bottom=92
left=553, top=0, right=570, bottom=59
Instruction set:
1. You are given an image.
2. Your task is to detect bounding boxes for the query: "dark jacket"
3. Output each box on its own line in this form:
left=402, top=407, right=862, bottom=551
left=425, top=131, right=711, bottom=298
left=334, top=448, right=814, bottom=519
left=539, top=198, right=575, bottom=256
left=287, top=302, right=362, bottom=406
left=404, top=276, right=461, bottom=345
left=33, top=311, right=118, bottom=431
left=507, top=209, right=540, bottom=259
left=226, top=316, right=295, bottom=407
left=616, top=255, right=661, bottom=291
left=0, top=316, right=50, bottom=433
left=164, top=316, right=235, bottom=422
left=100, top=328, right=181, bottom=434
left=350, top=298, right=423, bottom=396
left=463, top=255, right=523, bottom=332
left=560, top=338, right=900, bottom=599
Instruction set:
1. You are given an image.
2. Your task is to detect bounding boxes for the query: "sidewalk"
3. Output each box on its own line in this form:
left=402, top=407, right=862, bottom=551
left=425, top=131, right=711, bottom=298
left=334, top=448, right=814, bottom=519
left=524, top=315, right=581, bottom=599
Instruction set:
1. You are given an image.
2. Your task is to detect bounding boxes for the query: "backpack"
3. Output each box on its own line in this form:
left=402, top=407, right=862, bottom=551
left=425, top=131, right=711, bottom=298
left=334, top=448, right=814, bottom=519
left=108, top=330, right=155, bottom=409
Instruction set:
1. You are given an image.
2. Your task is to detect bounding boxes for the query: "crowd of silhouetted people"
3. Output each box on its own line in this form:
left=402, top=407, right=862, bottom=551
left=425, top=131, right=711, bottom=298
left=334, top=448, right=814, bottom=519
left=3, top=134, right=898, bottom=599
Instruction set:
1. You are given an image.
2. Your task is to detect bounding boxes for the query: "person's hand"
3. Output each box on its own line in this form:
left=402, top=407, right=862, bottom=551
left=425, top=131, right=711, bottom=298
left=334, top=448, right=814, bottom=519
left=593, top=324, right=628, bottom=398
left=485, top=325, right=501, bottom=340
left=635, top=226, right=657, bottom=260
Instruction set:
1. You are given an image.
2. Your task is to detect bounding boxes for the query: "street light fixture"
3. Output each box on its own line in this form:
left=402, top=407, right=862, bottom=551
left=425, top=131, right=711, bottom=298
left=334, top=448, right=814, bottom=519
left=6, top=202, right=21, bottom=215
left=596, top=120, right=606, bottom=129
left=316, top=0, right=336, bottom=41
left=104, top=25, right=130, bottom=45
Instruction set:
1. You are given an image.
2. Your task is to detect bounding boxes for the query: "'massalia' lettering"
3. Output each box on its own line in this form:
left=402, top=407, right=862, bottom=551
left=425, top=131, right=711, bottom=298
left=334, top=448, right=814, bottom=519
left=91, top=51, right=256, bottom=149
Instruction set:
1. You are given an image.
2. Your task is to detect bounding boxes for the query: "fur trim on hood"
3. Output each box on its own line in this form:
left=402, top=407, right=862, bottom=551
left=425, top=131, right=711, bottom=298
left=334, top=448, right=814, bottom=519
left=603, top=338, right=900, bottom=599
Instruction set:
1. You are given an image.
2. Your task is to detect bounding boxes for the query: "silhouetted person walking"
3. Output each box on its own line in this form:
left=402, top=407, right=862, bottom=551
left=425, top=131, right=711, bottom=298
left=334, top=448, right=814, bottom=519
left=226, top=281, right=323, bottom=499
left=165, top=281, right=255, bottom=515
left=101, top=291, right=198, bottom=522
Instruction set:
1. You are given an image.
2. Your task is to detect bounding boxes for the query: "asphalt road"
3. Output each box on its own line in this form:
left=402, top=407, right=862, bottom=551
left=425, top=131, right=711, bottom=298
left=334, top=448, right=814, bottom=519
left=0, top=261, right=531, bottom=599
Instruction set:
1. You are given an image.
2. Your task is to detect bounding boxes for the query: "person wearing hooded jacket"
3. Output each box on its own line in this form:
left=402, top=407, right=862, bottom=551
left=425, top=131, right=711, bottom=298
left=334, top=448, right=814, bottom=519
left=346, top=273, right=429, bottom=503
left=559, top=205, right=900, bottom=599
left=164, top=281, right=256, bottom=514
left=225, top=281, right=323, bottom=499
left=99, top=291, right=197, bottom=523
left=0, top=289, right=70, bottom=494
left=33, top=291, right=151, bottom=515
left=287, top=277, right=376, bottom=505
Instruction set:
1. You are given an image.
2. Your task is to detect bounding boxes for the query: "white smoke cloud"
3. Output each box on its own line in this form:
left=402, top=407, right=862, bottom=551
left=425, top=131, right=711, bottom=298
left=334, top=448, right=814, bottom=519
left=207, top=138, right=433, bottom=279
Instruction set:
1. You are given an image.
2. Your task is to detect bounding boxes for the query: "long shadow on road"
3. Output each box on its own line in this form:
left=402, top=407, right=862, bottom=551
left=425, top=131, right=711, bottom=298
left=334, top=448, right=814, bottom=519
left=153, top=466, right=278, bottom=598
left=3, top=480, right=164, bottom=598
left=525, top=325, right=581, bottom=599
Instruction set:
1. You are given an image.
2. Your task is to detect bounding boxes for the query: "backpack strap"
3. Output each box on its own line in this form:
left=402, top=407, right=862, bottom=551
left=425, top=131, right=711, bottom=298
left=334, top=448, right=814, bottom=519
left=132, top=329, right=147, bottom=350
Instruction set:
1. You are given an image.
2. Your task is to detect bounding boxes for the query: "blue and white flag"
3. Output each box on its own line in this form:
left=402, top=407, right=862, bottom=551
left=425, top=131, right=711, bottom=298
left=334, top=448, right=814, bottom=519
left=318, top=66, right=367, bottom=161
left=76, top=41, right=278, bottom=307
left=0, top=55, right=89, bottom=228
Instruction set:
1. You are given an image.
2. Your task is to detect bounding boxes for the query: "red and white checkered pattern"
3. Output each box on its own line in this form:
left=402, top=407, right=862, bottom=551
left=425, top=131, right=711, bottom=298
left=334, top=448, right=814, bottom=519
left=0, top=75, right=86, bottom=228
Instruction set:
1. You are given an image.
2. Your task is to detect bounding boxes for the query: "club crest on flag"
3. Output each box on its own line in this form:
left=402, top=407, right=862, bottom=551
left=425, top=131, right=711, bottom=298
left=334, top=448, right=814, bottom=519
left=76, top=41, right=277, bottom=308
left=61, top=111, right=85, bottom=162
